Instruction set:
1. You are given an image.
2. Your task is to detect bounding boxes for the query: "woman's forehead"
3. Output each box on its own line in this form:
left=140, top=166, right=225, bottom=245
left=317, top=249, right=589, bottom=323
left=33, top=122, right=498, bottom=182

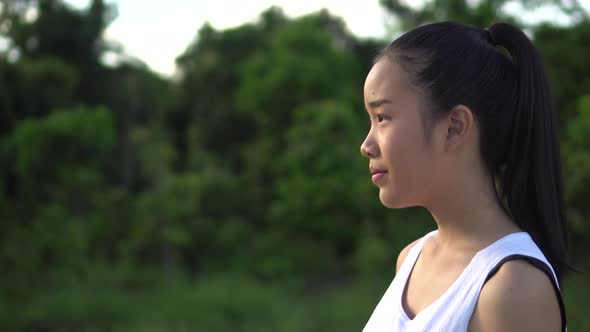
left=364, top=60, right=413, bottom=103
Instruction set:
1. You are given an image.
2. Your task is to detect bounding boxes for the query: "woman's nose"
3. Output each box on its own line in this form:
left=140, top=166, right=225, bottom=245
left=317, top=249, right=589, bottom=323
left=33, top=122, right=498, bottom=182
left=360, top=136, right=378, bottom=159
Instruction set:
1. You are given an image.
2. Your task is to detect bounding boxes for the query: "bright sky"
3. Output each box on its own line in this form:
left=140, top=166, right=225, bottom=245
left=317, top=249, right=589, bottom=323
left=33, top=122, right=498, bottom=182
left=63, top=0, right=589, bottom=78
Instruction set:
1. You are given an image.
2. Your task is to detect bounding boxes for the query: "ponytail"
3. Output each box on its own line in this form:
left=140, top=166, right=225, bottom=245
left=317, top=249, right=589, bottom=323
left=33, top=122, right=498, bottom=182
left=489, top=23, right=569, bottom=281
left=380, top=21, right=569, bottom=281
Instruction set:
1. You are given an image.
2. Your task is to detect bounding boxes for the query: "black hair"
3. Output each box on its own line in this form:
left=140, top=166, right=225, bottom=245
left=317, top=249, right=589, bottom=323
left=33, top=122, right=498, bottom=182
left=378, top=22, right=569, bottom=281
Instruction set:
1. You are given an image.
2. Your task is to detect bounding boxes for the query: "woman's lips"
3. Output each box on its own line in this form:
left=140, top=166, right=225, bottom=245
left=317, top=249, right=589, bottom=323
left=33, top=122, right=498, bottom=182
left=371, top=171, right=387, bottom=184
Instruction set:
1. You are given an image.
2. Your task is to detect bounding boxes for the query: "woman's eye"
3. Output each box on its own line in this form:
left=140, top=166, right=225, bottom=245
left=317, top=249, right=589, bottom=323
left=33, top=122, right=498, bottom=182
left=376, top=114, right=389, bottom=122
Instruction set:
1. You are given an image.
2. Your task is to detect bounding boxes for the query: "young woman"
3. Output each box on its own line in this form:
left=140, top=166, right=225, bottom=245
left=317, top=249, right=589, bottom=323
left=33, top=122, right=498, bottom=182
left=360, top=22, right=568, bottom=331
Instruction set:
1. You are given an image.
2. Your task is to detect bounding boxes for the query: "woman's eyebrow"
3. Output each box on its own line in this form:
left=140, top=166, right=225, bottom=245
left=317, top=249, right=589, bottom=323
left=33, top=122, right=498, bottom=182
left=366, top=99, right=392, bottom=109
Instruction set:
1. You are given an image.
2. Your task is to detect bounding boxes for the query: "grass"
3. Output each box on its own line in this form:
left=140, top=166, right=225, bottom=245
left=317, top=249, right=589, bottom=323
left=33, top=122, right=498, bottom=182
left=1, top=264, right=588, bottom=331
left=563, top=272, right=590, bottom=331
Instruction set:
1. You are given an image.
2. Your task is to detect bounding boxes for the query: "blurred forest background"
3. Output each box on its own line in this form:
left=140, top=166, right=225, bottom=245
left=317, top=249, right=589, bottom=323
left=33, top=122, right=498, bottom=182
left=0, top=0, right=589, bottom=331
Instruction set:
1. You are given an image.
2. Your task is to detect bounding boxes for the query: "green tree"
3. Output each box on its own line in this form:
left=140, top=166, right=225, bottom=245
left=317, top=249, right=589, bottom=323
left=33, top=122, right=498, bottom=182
left=0, top=106, right=116, bottom=295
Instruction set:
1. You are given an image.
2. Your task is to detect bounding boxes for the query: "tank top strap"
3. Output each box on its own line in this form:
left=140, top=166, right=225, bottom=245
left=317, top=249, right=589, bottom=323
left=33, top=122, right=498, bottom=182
left=473, top=232, right=559, bottom=286
left=396, top=230, right=438, bottom=280
left=361, top=230, right=439, bottom=332
left=464, top=232, right=567, bottom=332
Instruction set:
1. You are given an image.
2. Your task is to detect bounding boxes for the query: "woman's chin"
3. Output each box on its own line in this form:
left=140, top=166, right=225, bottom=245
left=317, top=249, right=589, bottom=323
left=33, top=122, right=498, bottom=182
left=379, top=189, right=410, bottom=209
left=379, top=190, right=397, bottom=208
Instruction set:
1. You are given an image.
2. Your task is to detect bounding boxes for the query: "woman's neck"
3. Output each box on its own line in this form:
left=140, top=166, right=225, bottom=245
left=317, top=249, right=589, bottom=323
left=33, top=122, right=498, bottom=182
left=424, top=170, right=520, bottom=252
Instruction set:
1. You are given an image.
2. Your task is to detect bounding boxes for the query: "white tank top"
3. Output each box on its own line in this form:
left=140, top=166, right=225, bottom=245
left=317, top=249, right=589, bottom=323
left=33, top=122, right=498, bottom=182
left=362, top=230, right=566, bottom=332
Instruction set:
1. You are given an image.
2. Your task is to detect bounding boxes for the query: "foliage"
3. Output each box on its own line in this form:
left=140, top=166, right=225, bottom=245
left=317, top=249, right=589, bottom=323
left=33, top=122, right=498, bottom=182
left=0, top=0, right=589, bottom=330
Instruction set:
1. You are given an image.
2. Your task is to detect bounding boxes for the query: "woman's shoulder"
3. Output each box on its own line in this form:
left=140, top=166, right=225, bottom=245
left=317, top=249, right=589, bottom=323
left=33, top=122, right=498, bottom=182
left=395, top=230, right=437, bottom=273
left=468, top=259, right=561, bottom=331
left=395, top=238, right=421, bottom=273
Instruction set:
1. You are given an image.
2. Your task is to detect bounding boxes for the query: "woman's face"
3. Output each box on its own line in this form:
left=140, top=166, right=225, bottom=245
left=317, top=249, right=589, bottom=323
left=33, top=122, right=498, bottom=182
left=360, top=59, right=441, bottom=208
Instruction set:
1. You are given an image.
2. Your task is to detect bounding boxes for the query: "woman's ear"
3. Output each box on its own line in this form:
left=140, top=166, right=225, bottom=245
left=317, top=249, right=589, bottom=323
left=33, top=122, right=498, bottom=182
left=445, top=104, right=474, bottom=151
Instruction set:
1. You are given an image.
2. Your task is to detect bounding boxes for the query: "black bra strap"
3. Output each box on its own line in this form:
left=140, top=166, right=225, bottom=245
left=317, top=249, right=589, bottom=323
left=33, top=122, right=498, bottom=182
left=483, top=254, right=567, bottom=332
